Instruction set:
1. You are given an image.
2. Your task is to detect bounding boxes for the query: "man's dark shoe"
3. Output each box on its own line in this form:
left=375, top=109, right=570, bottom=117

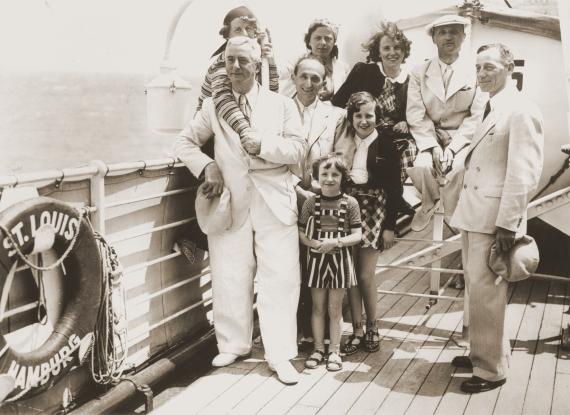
left=298, top=339, right=314, bottom=352
left=451, top=356, right=473, bottom=369
left=461, top=376, right=506, bottom=393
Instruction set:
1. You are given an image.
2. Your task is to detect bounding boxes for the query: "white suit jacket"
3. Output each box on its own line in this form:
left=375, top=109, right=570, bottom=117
left=450, top=84, right=544, bottom=235
left=291, top=98, right=345, bottom=186
left=407, top=57, right=487, bottom=153
left=174, top=87, right=305, bottom=229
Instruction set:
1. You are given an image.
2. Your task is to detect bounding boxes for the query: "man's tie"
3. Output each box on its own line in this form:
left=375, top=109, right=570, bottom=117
left=483, top=100, right=491, bottom=120
left=238, top=94, right=251, bottom=121
left=443, top=65, right=453, bottom=96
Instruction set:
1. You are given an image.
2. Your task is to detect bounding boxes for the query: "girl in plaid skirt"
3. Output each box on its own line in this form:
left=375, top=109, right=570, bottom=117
left=334, top=92, right=402, bottom=354
left=332, top=22, right=417, bottom=213
left=299, top=155, right=362, bottom=371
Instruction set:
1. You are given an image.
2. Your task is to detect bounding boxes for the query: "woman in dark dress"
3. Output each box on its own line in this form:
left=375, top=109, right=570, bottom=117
left=332, top=22, right=417, bottom=199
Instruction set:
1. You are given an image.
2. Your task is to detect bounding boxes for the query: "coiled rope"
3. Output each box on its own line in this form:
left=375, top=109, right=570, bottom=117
left=88, top=221, right=128, bottom=385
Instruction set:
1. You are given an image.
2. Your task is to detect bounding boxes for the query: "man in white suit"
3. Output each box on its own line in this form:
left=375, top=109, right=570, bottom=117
left=290, top=56, right=345, bottom=349
left=174, top=37, right=305, bottom=385
left=407, top=15, right=487, bottom=231
left=450, top=43, right=544, bottom=393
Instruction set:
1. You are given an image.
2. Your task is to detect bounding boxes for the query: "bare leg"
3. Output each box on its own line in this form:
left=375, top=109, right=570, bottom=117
left=328, top=288, right=345, bottom=354
left=311, top=288, right=327, bottom=352
left=357, top=247, right=380, bottom=327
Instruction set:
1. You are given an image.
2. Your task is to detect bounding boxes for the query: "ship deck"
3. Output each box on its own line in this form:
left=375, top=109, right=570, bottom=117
left=148, top=225, right=570, bottom=415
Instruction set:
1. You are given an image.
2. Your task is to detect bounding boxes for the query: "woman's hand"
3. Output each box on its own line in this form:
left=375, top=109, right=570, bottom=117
left=393, top=121, right=409, bottom=134
left=317, top=238, right=338, bottom=254
left=257, top=30, right=274, bottom=60
left=382, top=229, right=395, bottom=250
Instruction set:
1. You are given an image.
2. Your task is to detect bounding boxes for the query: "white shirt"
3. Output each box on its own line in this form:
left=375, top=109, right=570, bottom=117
left=294, top=96, right=318, bottom=138
left=232, top=82, right=260, bottom=113
left=350, top=129, right=378, bottom=184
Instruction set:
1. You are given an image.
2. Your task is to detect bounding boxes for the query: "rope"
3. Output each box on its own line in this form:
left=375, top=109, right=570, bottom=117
left=89, top=222, right=128, bottom=385
left=0, top=208, right=85, bottom=272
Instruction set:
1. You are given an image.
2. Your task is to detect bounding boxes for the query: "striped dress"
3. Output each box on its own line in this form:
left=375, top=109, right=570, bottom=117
left=300, top=194, right=360, bottom=289
left=196, top=53, right=279, bottom=139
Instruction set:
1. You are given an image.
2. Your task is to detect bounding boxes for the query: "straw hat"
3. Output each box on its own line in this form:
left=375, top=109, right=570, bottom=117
left=489, top=235, right=539, bottom=283
left=195, top=184, right=232, bottom=235
left=425, top=14, right=471, bottom=36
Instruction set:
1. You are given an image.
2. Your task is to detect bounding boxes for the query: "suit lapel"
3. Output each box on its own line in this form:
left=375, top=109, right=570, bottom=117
left=308, top=101, right=328, bottom=148
left=466, top=108, right=499, bottom=158
left=425, top=59, right=446, bottom=102
left=445, top=59, right=472, bottom=98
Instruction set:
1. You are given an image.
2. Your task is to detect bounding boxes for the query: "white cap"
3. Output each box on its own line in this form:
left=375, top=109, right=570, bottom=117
left=425, top=14, right=471, bottom=36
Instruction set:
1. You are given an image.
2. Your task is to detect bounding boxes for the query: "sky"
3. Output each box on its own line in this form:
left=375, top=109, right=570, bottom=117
left=0, top=0, right=467, bottom=75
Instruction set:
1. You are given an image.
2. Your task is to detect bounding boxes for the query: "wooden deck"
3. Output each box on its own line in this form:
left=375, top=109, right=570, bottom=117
left=150, top=226, right=570, bottom=415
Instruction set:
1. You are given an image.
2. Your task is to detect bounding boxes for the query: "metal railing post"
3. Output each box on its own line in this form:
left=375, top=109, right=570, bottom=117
left=89, top=160, right=108, bottom=235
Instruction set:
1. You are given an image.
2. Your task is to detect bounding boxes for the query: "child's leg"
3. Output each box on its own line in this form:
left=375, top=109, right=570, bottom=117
left=327, top=288, right=345, bottom=354
left=357, top=247, right=380, bottom=327
left=311, top=288, right=327, bottom=352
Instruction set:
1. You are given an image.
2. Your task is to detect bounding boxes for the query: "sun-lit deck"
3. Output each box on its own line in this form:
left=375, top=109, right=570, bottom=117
left=149, top=224, right=570, bottom=415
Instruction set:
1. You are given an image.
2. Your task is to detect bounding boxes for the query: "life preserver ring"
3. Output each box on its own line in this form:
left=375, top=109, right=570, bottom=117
left=0, top=197, right=102, bottom=402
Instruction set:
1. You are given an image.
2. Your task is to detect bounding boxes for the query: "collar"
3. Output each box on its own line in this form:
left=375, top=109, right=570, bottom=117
left=354, top=129, right=378, bottom=145
left=438, top=57, right=460, bottom=73
left=294, top=96, right=319, bottom=112
left=232, top=82, right=260, bottom=110
left=378, top=62, right=408, bottom=84
left=320, top=193, right=343, bottom=201
left=489, top=82, right=518, bottom=110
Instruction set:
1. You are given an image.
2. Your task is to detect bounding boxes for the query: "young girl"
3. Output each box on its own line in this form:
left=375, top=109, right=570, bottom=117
left=299, top=154, right=362, bottom=371
left=334, top=91, right=402, bottom=355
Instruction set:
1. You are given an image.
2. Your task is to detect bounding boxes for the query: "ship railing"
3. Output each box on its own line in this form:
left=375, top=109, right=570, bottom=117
left=0, top=159, right=569, bottom=364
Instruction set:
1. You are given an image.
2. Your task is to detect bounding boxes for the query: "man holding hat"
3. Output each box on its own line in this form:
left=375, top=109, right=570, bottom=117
left=450, top=43, right=544, bottom=393
left=174, top=36, right=305, bottom=385
left=406, top=14, right=486, bottom=231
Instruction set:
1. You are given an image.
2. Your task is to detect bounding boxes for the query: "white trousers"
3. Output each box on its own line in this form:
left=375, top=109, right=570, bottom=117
left=461, top=230, right=510, bottom=381
left=208, top=187, right=300, bottom=365
left=406, top=147, right=467, bottom=223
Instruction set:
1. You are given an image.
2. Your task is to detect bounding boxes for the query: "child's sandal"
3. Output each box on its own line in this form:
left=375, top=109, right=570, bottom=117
left=363, top=328, right=380, bottom=353
left=304, top=350, right=326, bottom=369
left=326, top=352, right=343, bottom=372
left=341, top=334, right=364, bottom=356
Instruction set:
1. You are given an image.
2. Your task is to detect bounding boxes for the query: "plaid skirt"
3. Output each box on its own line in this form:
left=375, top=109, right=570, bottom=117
left=346, top=185, right=387, bottom=251
left=394, top=137, right=418, bottom=184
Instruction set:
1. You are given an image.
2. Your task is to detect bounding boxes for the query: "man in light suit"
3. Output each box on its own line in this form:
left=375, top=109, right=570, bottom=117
left=290, top=56, right=345, bottom=350
left=174, top=36, right=305, bottom=385
left=406, top=15, right=487, bottom=231
left=450, top=43, right=544, bottom=393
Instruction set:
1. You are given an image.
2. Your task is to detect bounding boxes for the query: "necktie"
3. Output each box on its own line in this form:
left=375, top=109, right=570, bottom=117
left=238, top=94, right=251, bottom=121
left=483, top=101, right=491, bottom=120
left=443, top=65, right=453, bottom=96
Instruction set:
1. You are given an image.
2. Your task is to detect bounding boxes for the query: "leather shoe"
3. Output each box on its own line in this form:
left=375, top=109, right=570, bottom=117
left=451, top=356, right=473, bottom=369
left=298, top=338, right=314, bottom=353
left=212, top=352, right=250, bottom=367
left=269, top=361, right=299, bottom=385
left=411, top=202, right=439, bottom=232
left=460, top=376, right=506, bottom=393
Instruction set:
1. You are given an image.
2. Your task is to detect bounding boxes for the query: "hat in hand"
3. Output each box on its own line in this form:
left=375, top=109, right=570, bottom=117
left=195, top=184, right=232, bottom=235
left=489, top=235, right=539, bottom=284
left=425, top=14, right=471, bottom=36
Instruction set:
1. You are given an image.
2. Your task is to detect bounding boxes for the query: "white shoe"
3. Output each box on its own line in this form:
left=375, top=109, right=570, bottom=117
left=212, top=352, right=250, bottom=367
left=269, top=361, right=299, bottom=385
left=411, top=202, right=439, bottom=232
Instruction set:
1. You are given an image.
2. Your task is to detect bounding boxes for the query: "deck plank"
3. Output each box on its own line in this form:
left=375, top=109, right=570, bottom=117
left=434, top=280, right=524, bottom=415
left=375, top=299, right=463, bottom=414
left=492, top=280, right=549, bottom=415
left=522, top=281, right=566, bottom=415
left=301, top=272, right=434, bottom=413
left=153, top=366, right=251, bottom=414
left=344, top=282, right=456, bottom=414
left=552, top=284, right=570, bottom=415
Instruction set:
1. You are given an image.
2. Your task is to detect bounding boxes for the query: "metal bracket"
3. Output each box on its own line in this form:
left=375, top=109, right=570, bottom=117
left=123, top=378, right=153, bottom=413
